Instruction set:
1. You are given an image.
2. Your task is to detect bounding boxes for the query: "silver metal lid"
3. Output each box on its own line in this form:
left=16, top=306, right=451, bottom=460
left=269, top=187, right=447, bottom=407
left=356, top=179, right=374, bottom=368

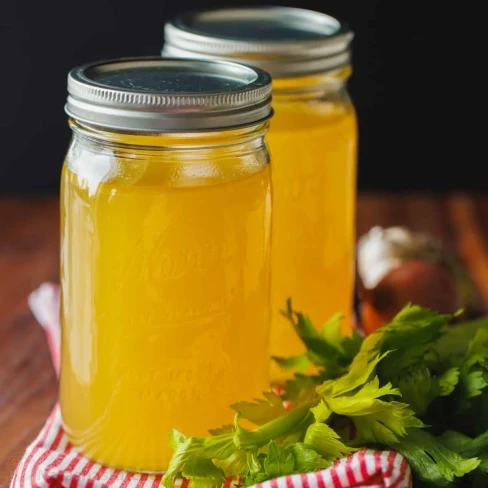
left=163, top=7, right=353, bottom=78
left=65, top=57, right=272, bottom=132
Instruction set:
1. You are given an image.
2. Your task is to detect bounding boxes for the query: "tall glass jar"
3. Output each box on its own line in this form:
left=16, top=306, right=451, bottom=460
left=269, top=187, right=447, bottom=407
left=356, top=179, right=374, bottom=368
left=60, top=58, right=273, bottom=471
left=164, top=7, right=357, bottom=383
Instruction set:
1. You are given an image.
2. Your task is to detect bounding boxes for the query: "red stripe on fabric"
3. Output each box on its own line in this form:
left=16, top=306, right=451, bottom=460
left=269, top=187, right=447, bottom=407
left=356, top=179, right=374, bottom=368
left=79, top=460, right=95, bottom=477
left=67, top=474, right=84, bottom=488
left=399, top=456, right=409, bottom=483
left=93, top=465, right=108, bottom=482
left=357, top=450, right=369, bottom=481
left=384, top=451, right=396, bottom=480
left=68, top=458, right=95, bottom=488
left=63, top=471, right=95, bottom=488
left=107, top=470, right=122, bottom=485
left=390, top=457, right=409, bottom=488
left=64, top=451, right=83, bottom=473
left=19, top=410, right=57, bottom=487
left=66, top=463, right=117, bottom=488
left=270, top=478, right=279, bottom=488
left=31, top=425, right=64, bottom=487
left=344, top=458, right=357, bottom=486
left=315, top=471, right=326, bottom=488
left=363, top=472, right=384, bottom=486
left=286, top=474, right=295, bottom=488
left=150, top=476, right=162, bottom=488
left=300, top=473, right=310, bottom=488
left=85, top=464, right=109, bottom=488
left=51, top=453, right=81, bottom=485
left=54, top=451, right=83, bottom=486
left=180, top=478, right=189, bottom=488
left=119, top=473, right=135, bottom=488
left=135, top=473, right=149, bottom=488
left=223, top=478, right=233, bottom=488
left=374, top=451, right=382, bottom=477
left=330, top=466, right=341, bottom=488
left=43, top=478, right=66, bottom=488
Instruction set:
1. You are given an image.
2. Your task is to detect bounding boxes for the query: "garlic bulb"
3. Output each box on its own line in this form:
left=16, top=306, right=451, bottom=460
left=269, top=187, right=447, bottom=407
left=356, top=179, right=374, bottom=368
left=357, top=226, right=442, bottom=289
left=356, top=226, right=481, bottom=333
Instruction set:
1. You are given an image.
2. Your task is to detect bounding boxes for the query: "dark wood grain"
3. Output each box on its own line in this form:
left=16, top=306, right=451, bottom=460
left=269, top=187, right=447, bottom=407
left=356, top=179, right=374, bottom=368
left=1, top=194, right=488, bottom=487
left=0, top=197, right=59, bottom=487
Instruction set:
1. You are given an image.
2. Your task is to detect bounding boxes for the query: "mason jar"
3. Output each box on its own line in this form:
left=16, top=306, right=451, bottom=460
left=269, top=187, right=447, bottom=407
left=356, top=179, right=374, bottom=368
left=60, top=58, right=273, bottom=471
left=164, top=7, right=357, bottom=383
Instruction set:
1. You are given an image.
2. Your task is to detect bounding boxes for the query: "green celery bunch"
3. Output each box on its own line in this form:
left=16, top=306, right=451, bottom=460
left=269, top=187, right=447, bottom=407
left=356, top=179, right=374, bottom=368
left=162, top=302, right=488, bottom=488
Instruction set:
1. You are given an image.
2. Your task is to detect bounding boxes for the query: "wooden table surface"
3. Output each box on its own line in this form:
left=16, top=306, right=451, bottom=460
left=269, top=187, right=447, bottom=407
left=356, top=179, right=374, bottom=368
left=1, top=194, right=488, bottom=486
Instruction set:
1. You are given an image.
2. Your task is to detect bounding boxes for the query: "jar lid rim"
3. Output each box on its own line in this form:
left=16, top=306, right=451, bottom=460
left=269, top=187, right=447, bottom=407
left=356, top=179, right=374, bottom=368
left=163, top=7, right=353, bottom=78
left=65, top=57, right=273, bottom=132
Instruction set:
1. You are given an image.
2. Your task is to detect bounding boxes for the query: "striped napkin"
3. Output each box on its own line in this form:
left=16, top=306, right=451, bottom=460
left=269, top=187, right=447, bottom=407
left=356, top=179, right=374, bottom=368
left=10, top=283, right=412, bottom=488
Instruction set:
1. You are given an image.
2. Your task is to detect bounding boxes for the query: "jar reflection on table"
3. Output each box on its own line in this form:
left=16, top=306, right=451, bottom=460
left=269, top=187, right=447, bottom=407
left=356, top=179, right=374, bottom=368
left=164, top=7, right=357, bottom=383
left=60, top=58, right=273, bottom=471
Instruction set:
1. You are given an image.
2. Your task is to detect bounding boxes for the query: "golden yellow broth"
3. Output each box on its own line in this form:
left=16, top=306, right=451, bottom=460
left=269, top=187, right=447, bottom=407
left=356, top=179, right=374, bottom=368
left=268, top=89, right=357, bottom=383
left=60, top=139, right=272, bottom=471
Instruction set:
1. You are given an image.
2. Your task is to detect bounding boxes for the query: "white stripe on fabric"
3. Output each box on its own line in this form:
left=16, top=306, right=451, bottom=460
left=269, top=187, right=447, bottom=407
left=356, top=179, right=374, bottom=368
left=320, top=468, right=333, bottom=487
left=337, top=460, right=350, bottom=487
left=392, top=452, right=405, bottom=485
left=293, top=473, right=306, bottom=488
left=305, top=472, right=319, bottom=488
left=352, top=452, right=364, bottom=482
left=76, top=473, right=90, bottom=488
left=390, top=453, right=400, bottom=485
left=275, top=475, right=289, bottom=488
left=366, top=450, right=378, bottom=476
left=141, top=476, right=156, bottom=488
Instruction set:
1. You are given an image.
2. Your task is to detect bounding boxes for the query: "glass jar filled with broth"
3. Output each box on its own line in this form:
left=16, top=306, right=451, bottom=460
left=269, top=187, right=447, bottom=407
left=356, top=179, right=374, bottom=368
left=164, top=7, right=357, bottom=383
left=60, top=57, right=273, bottom=471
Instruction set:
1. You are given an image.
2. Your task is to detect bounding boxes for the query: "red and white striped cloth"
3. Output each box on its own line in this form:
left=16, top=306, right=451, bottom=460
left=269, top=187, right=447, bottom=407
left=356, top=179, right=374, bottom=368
left=10, top=283, right=412, bottom=488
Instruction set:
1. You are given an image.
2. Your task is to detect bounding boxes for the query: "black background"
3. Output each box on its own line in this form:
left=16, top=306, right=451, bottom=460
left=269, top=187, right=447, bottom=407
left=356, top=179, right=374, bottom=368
left=0, top=0, right=485, bottom=193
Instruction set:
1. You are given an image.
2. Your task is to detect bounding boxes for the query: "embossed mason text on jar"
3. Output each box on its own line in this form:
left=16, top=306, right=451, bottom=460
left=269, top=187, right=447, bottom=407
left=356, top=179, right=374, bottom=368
left=164, top=8, right=358, bottom=383
left=60, top=58, right=273, bottom=471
